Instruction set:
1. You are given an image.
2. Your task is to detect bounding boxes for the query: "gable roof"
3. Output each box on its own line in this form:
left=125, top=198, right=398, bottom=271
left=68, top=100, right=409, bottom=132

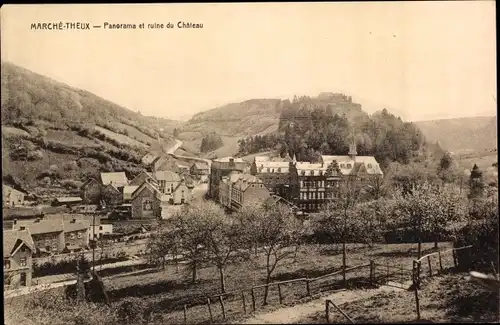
left=16, top=219, right=64, bottom=235
left=130, top=170, right=155, bottom=183
left=3, top=184, right=26, bottom=196
left=131, top=181, right=162, bottom=200
left=103, top=183, right=121, bottom=193
left=123, top=185, right=140, bottom=195
left=3, top=229, right=35, bottom=258
left=255, top=161, right=290, bottom=174
left=154, top=170, right=181, bottom=182
left=214, top=156, right=245, bottom=163
left=100, top=172, right=129, bottom=187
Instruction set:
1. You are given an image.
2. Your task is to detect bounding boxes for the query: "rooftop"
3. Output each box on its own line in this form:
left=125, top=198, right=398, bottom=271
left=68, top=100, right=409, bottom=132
left=154, top=170, right=181, bottom=182
left=100, top=172, right=129, bottom=187
left=3, top=229, right=35, bottom=258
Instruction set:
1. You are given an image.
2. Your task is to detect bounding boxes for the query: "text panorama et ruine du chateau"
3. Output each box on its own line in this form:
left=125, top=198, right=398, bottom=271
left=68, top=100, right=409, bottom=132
left=30, top=21, right=204, bottom=30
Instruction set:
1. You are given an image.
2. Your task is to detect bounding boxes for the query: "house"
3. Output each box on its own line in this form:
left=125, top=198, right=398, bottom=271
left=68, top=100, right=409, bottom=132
left=122, top=185, right=140, bottom=203
left=141, top=153, right=159, bottom=166
left=129, top=170, right=158, bottom=187
left=3, top=185, right=26, bottom=207
left=289, top=160, right=342, bottom=213
left=154, top=170, right=182, bottom=195
left=320, top=140, right=383, bottom=178
left=62, top=219, right=90, bottom=253
left=130, top=181, right=162, bottom=219
left=219, top=172, right=270, bottom=211
left=102, top=184, right=123, bottom=207
left=209, top=157, right=248, bottom=199
left=3, top=228, right=35, bottom=289
left=100, top=172, right=129, bottom=188
left=52, top=197, right=83, bottom=207
left=190, top=162, right=210, bottom=182
left=250, top=156, right=293, bottom=198
left=14, top=218, right=65, bottom=255
left=150, top=155, right=178, bottom=173
left=171, top=179, right=191, bottom=204
left=80, top=178, right=102, bottom=205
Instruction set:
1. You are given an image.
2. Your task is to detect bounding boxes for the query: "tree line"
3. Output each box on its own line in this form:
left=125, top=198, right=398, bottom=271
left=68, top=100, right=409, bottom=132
left=238, top=95, right=429, bottom=168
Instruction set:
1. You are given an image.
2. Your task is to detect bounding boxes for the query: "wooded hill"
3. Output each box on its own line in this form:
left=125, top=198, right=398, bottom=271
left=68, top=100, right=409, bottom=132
left=1, top=61, right=181, bottom=195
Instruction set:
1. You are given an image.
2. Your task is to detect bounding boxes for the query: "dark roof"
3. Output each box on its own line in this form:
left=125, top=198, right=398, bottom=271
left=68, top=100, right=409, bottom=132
left=81, top=178, right=100, bottom=188
left=154, top=170, right=181, bottom=182
left=131, top=181, right=162, bottom=200
left=3, top=229, right=35, bottom=257
left=192, top=162, right=209, bottom=170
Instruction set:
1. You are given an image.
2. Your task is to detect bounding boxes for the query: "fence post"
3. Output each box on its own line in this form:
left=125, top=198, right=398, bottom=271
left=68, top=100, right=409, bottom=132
left=183, top=304, right=187, bottom=325
left=325, top=300, right=330, bottom=323
left=241, top=291, right=247, bottom=314
left=452, top=249, right=458, bottom=268
left=369, top=260, right=374, bottom=285
left=251, top=288, right=256, bottom=312
left=438, top=251, right=443, bottom=272
left=207, top=298, right=213, bottom=323
left=386, top=261, right=389, bottom=283
left=412, top=261, right=421, bottom=320
left=306, top=278, right=311, bottom=296
left=219, top=296, right=226, bottom=320
left=416, top=261, right=421, bottom=289
left=427, top=256, right=432, bottom=277
left=278, top=284, right=283, bottom=304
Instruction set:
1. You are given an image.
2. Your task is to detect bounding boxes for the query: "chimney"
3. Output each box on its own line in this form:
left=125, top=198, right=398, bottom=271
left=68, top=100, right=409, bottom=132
left=13, top=219, right=18, bottom=226
left=19, top=226, right=26, bottom=231
left=71, top=218, right=76, bottom=223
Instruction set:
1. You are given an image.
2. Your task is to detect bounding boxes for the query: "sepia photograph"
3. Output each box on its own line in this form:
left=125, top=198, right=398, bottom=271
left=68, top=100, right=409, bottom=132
left=1, top=2, right=498, bottom=324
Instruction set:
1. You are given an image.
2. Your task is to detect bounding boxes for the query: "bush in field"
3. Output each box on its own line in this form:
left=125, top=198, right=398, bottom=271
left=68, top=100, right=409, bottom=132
left=61, top=179, right=83, bottom=190
left=116, top=297, right=149, bottom=324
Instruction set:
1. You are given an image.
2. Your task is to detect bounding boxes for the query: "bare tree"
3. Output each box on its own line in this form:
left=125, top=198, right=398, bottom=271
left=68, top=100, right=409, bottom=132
left=245, top=204, right=303, bottom=305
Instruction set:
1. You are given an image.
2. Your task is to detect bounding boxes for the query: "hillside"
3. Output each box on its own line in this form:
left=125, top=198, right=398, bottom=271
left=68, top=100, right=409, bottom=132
left=177, top=93, right=371, bottom=158
left=1, top=61, right=182, bottom=196
left=415, top=116, right=497, bottom=153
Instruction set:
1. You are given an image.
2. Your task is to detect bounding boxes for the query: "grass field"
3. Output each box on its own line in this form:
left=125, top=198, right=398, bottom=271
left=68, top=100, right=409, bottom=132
left=113, top=122, right=157, bottom=145
left=45, top=130, right=101, bottom=147
left=2, top=126, right=31, bottom=137
left=298, top=272, right=499, bottom=323
left=94, top=126, right=147, bottom=148
left=100, top=242, right=451, bottom=324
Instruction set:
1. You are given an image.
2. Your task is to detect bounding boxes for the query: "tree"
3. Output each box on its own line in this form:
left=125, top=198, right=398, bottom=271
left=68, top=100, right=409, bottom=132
left=243, top=204, right=303, bottom=305
left=203, top=207, right=248, bottom=293
left=437, top=152, right=459, bottom=185
left=315, top=176, right=368, bottom=283
left=146, top=225, right=181, bottom=271
left=469, top=164, right=485, bottom=199
left=392, top=181, right=462, bottom=255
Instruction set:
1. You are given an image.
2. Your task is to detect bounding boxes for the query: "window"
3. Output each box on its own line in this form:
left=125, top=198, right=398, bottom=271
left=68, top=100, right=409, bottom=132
left=267, top=168, right=270, bottom=172
left=99, top=226, right=103, bottom=230
left=301, top=170, right=306, bottom=176
left=181, top=190, right=185, bottom=198
left=143, top=199, right=153, bottom=211
left=367, top=164, right=372, bottom=168
left=70, top=233, right=75, bottom=240
left=77, top=232, right=82, bottom=239
left=340, top=164, right=345, bottom=168
left=4, top=258, right=10, bottom=269
left=347, top=164, right=352, bottom=168
left=52, top=243, right=58, bottom=251
left=20, top=258, right=27, bottom=267
left=310, top=170, right=314, bottom=176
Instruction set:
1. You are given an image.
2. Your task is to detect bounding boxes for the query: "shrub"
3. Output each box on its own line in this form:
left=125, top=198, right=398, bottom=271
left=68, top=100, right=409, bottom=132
left=61, top=179, right=83, bottom=190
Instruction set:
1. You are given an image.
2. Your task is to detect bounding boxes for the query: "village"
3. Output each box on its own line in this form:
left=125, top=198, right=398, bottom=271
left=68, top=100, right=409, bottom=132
left=3, top=137, right=385, bottom=292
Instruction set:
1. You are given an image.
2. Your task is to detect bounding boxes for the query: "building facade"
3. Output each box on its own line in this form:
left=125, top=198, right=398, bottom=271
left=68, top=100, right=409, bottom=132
left=130, top=182, right=162, bottom=219
left=3, top=185, right=26, bottom=207
left=80, top=178, right=102, bottom=205
left=190, top=162, right=210, bottom=182
left=219, top=173, right=271, bottom=211
left=63, top=219, right=90, bottom=252
left=209, top=157, right=248, bottom=199
left=102, top=184, right=123, bottom=207
left=3, top=229, right=35, bottom=289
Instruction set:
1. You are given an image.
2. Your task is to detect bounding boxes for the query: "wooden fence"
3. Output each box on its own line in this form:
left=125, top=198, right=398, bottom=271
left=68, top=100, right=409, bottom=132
left=325, top=299, right=355, bottom=324
left=411, top=245, right=474, bottom=320
left=177, top=263, right=372, bottom=324
left=372, top=261, right=413, bottom=289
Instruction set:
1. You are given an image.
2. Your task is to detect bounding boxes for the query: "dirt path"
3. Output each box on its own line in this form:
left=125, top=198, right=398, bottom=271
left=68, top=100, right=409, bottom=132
left=237, top=285, right=404, bottom=324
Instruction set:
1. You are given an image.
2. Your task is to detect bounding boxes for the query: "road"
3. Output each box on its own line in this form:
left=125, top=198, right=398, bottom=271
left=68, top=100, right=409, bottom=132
left=237, top=285, right=404, bottom=324
left=167, top=138, right=212, bottom=169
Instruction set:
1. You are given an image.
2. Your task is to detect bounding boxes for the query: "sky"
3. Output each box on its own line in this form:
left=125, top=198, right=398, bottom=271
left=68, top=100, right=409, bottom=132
left=1, top=2, right=497, bottom=122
